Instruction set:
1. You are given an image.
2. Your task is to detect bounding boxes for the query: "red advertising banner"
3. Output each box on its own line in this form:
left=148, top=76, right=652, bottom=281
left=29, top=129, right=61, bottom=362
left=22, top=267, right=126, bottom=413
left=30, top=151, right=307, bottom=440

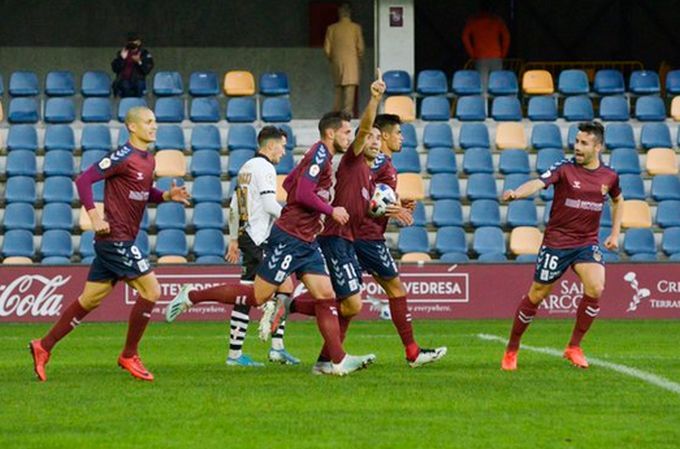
left=1, top=263, right=679, bottom=323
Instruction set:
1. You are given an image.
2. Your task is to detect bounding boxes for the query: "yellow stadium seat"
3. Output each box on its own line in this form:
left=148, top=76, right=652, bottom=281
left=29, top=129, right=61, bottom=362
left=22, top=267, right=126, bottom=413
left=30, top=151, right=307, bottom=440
left=495, top=122, right=527, bottom=149
left=3, top=256, right=33, bottom=265
left=385, top=96, right=416, bottom=122
left=155, top=150, right=186, bottom=177
left=79, top=203, right=105, bottom=231
left=276, top=174, right=288, bottom=203
left=671, top=96, right=680, bottom=121
left=522, top=70, right=554, bottom=95
left=510, top=227, right=543, bottom=255
left=396, top=173, right=425, bottom=200
left=224, top=71, right=256, bottom=96
left=401, top=252, right=432, bottom=262
left=646, top=148, right=679, bottom=175
left=157, top=255, right=188, bottom=264
left=622, top=200, right=652, bottom=228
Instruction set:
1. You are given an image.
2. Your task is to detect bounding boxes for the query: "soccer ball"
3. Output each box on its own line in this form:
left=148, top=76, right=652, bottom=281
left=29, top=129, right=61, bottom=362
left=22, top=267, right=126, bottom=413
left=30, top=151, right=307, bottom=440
left=368, top=183, right=397, bottom=217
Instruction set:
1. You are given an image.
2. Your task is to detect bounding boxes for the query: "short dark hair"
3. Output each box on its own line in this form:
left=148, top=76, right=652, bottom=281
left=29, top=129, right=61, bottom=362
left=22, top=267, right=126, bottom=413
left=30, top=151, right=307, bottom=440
left=257, top=126, right=287, bottom=147
left=577, top=121, right=604, bottom=145
left=126, top=32, right=141, bottom=42
left=374, top=114, right=402, bottom=132
left=318, top=111, right=352, bottom=135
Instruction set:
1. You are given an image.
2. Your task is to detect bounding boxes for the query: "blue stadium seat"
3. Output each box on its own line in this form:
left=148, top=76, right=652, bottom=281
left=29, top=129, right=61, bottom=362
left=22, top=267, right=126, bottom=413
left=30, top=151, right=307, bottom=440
left=462, top=147, right=494, bottom=174
left=435, top=227, right=467, bottom=254
left=656, top=201, right=680, bottom=228
left=41, top=256, right=71, bottom=265
left=277, top=151, right=295, bottom=174
left=193, top=202, right=225, bottom=229
left=527, top=96, right=557, bottom=121
left=155, top=125, right=185, bottom=150
left=623, top=228, right=656, bottom=256
left=423, top=123, right=453, bottom=148
left=81, top=71, right=111, bottom=96
left=41, top=203, right=73, bottom=230
left=135, top=231, right=150, bottom=257
left=535, top=148, right=565, bottom=174
left=92, top=181, right=104, bottom=202
left=567, top=124, right=578, bottom=149
left=600, top=201, right=612, bottom=227
left=281, top=125, right=296, bottom=151
left=226, top=97, right=256, bottom=122
left=154, top=97, right=184, bottom=123
left=429, top=173, right=460, bottom=200
left=7, top=150, right=37, bottom=177
left=416, top=70, right=448, bottom=95
left=401, top=123, right=418, bottom=148
left=81, top=98, right=112, bottom=122
left=662, top=227, right=680, bottom=256
left=44, top=125, right=75, bottom=152
left=499, top=149, right=530, bottom=174
left=451, top=70, right=482, bottom=95
left=44, top=151, right=75, bottom=177
left=619, top=174, right=646, bottom=200
left=190, top=150, right=222, bottom=177
left=2, top=230, right=34, bottom=258
left=228, top=149, right=255, bottom=176
left=8, top=97, right=39, bottom=123
left=651, top=175, right=680, bottom=201
left=563, top=95, right=594, bottom=121
left=491, top=96, right=522, bottom=121
left=156, top=229, right=188, bottom=257
left=477, top=252, right=508, bottom=262
left=432, top=200, right=463, bottom=227
left=118, top=97, right=147, bottom=122
left=189, top=71, right=219, bottom=96
left=43, top=177, right=74, bottom=204
left=630, top=253, right=658, bottom=261
left=473, top=227, right=505, bottom=255
left=507, top=199, right=538, bottom=227
left=666, top=70, right=680, bottom=95
left=466, top=173, right=498, bottom=201
left=397, top=227, right=429, bottom=253
left=195, top=255, right=226, bottom=264
left=605, top=123, right=635, bottom=149
left=153, top=71, right=183, bottom=96
left=262, top=97, right=292, bottom=122
left=259, top=72, right=290, bottom=96
left=45, top=71, right=76, bottom=96
left=440, top=252, right=470, bottom=263
left=9, top=71, right=39, bottom=96
left=190, top=125, right=221, bottom=151
left=190, top=97, right=220, bottom=122
left=384, top=70, right=412, bottom=94
left=503, top=174, right=533, bottom=197
left=514, top=254, right=537, bottom=263
left=81, top=125, right=111, bottom=152
left=543, top=201, right=552, bottom=225
left=599, top=96, right=629, bottom=121
left=411, top=201, right=427, bottom=227
left=155, top=202, right=187, bottom=230
left=459, top=123, right=489, bottom=149
left=609, top=148, right=641, bottom=174
left=558, top=69, right=589, bottom=95
left=140, top=209, right=150, bottom=231
left=488, top=70, right=519, bottom=96
left=78, top=231, right=95, bottom=260
left=156, top=177, right=186, bottom=192
left=470, top=199, right=501, bottom=227
left=420, top=96, right=450, bottom=121
left=640, top=123, right=672, bottom=149
left=79, top=150, right=107, bottom=172
left=455, top=96, right=486, bottom=121
left=593, top=69, right=625, bottom=95
left=629, top=70, right=660, bottom=95
left=634, top=96, right=666, bottom=121
left=426, top=147, right=457, bottom=174
left=45, top=98, right=76, bottom=123
left=194, top=229, right=226, bottom=257
left=3, top=203, right=36, bottom=231
left=0, top=74, right=4, bottom=95
left=7, top=125, right=38, bottom=151
left=391, top=146, right=421, bottom=173
left=227, top=124, right=257, bottom=150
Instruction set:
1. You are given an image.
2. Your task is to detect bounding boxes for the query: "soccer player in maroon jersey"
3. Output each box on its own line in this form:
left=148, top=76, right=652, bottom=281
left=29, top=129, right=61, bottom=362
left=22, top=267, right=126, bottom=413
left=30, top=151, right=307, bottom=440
left=500, top=121, right=623, bottom=370
left=29, top=107, right=191, bottom=382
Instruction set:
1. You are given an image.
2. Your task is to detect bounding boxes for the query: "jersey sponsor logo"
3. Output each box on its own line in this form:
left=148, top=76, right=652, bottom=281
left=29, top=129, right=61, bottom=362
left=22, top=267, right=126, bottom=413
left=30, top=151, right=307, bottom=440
left=128, top=190, right=151, bottom=201
left=564, top=198, right=603, bottom=211
left=98, top=158, right=112, bottom=170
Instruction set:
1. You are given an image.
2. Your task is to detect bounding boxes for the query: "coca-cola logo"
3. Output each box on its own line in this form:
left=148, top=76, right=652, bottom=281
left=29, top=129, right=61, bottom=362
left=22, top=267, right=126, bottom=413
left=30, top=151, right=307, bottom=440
left=0, top=275, right=71, bottom=317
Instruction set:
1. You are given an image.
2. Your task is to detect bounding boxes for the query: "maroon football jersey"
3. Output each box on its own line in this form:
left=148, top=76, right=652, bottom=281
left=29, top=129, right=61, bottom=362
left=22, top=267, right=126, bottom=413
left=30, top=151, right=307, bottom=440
left=355, top=153, right=397, bottom=240
left=541, top=158, right=621, bottom=248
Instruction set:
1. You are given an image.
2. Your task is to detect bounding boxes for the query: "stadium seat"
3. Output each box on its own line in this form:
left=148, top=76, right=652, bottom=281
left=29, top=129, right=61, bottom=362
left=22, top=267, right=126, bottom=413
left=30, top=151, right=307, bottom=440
left=515, top=254, right=537, bottom=263
left=405, top=201, right=425, bottom=227
left=259, top=72, right=290, bottom=96
left=420, top=96, right=450, bottom=121
left=401, top=252, right=432, bottom=263
left=567, top=124, right=578, bottom=149
left=557, top=69, right=589, bottom=95
left=190, top=150, right=222, bottom=177
left=189, top=97, right=220, bottom=122
left=619, top=175, right=646, bottom=200
left=527, top=96, right=558, bottom=121
left=470, top=200, right=501, bottom=227
left=634, top=96, right=666, bottom=121
left=188, top=71, right=219, bottom=97
left=2, top=230, right=34, bottom=258
left=192, top=176, right=223, bottom=203
left=43, top=177, right=74, bottom=204
left=228, top=149, right=255, bottom=177
left=42, top=203, right=73, bottom=230
left=462, top=147, right=494, bottom=174
left=435, top=226, right=467, bottom=254
left=7, top=150, right=37, bottom=177
left=622, top=200, right=652, bottom=228
left=155, top=255, right=187, bottom=264
left=153, top=71, right=183, bottom=96
left=499, top=149, right=530, bottom=174
left=155, top=150, right=187, bottom=177
left=440, top=252, right=469, bottom=262
left=226, top=97, right=256, bottom=122
left=2, top=203, right=36, bottom=231
left=423, top=123, right=453, bottom=148
left=92, top=181, right=105, bottom=202
left=190, top=125, right=221, bottom=152
left=7, top=125, right=38, bottom=151
left=593, top=69, right=625, bottom=95
left=473, top=226, right=505, bottom=255
left=9, top=71, right=39, bottom=96
left=44, top=98, right=75, bottom=123
left=384, top=96, right=415, bottom=122
left=651, top=175, right=680, bottom=201
left=488, top=70, right=519, bottom=96
left=44, top=125, right=75, bottom=152
left=43, top=151, right=75, bottom=177
left=45, top=71, right=75, bottom=97
left=155, top=177, right=185, bottom=192
left=396, top=173, right=425, bottom=200
left=428, top=173, right=460, bottom=200
left=117, top=127, right=129, bottom=146
left=623, top=228, right=656, bottom=257
left=507, top=199, right=538, bottom=227
left=156, top=229, right=188, bottom=257
left=629, top=70, right=660, bottom=95
left=563, top=95, right=594, bottom=121
left=604, top=123, right=635, bottom=149
left=466, top=173, right=498, bottom=201
left=78, top=231, right=95, bottom=260
left=8, top=97, right=39, bottom=123
left=478, top=252, right=508, bottom=262
left=194, top=229, right=226, bottom=258
left=2, top=256, right=33, bottom=265
left=0, top=73, right=3, bottom=96
left=522, top=70, right=554, bottom=95
left=459, top=123, right=489, bottom=149
left=503, top=174, right=533, bottom=197
left=535, top=147, right=565, bottom=174
left=81, top=71, right=111, bottom=96
left=193, top=202, right=225, bottom=230
left=140, top=209, right=150, bottom=231
left=599, top=96, right=629, bottom=121
left=426, top=147, right=457, bottom=174
left=662, top=227, right=680, bottom=256
left=452, top=70, right=482, bottom=95
left=262, top=97, right=292, bottom=122
left=401, top=123, right=418, bottom=148
left=397, top=227, right=429, bottom=253
left=495, top=122, right=526, bottom=149
left=133, top=231, right=149, bottom=258
left=81, top=98, right=112, bottom=122
left=154, top=97, right=184, bottom=123
left=656, top=201, right=680, bottom=228
left=432, top=199, right=463, bottom=227
left=666, top=70, right=680, bottom=95
left=79, top=150, right=107, bottom=172
left=224, top=71, right=256, bottom=96
left=455, top=95, right=486, bottom=121
left=509, top=227, right=543, bottom=255
left=491, top=96, right=522, bottom=121
left=117, top=97, right=147, bottom=122
left=600, top=201, right=612, bottom=227
left=646, top=148, right=678, bottom=175
left=392, top=146, right=421, bottom=173
left=383, top=70, right=412, bottom=94
left=155, top=202, right=187, bottom=230
left=640, top=123, right=672, bottom=149
left=609, top=148, right=641, bottom=174
left=416, top=70, right=447, bottom=95
left=155, top=125, right=185, bottom=150
left=226, top=124, right=257, bottom=151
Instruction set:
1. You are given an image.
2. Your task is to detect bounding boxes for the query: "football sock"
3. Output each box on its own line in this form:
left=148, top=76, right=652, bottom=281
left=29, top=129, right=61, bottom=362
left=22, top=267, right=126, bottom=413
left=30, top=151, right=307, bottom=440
left=41, top=299, right=90, bottom=352
left=228, top=304, right=250, bottom=360
left=507, top=295, right=539, bottom=351
left=290, top=296, right=316, bottom=316
left=122, top=297, right=155, bottom=358
left=271, top=320, right=286, bottom=351
left=314, top=300, right=345, bottom=364
left=569, top=294, right=600, bottom=347
left=388, top=296, right=419, bottom=361
left=188, top=283, right=257, bottom=306
left=319, top=306, right=351, bottom=361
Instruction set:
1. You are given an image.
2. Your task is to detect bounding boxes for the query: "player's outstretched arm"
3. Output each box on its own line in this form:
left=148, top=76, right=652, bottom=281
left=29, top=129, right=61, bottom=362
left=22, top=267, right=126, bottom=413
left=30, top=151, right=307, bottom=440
left=604, top=193, right=624, bottom=250
left=353, top=69, right=386, bottom=156
left=161, top=180, right=191, bottom=206
left=502, top=179, right=545, bottom=202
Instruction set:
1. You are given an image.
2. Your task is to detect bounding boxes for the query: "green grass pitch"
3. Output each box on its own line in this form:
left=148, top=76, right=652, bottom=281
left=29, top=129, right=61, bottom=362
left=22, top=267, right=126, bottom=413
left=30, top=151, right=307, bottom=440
left=1, top=320, right=679, bottom=449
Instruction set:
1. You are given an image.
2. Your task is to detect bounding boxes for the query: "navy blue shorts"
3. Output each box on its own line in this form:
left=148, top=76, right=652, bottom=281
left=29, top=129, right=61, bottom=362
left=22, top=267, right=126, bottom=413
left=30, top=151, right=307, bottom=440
left=354, top=239, right=399, bottom=280
left=533, top=244, right=605, bottom=284
left=318, top=236, right=362, bottom=299
left=256, top=226, right=329, bottom=286
left=88, top=240, right=151, bottom=283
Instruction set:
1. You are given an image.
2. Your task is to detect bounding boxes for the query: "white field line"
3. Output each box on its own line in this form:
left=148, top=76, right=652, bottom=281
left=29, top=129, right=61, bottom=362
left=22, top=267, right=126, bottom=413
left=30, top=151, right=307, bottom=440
left=477, top=333, right=680, bottom=396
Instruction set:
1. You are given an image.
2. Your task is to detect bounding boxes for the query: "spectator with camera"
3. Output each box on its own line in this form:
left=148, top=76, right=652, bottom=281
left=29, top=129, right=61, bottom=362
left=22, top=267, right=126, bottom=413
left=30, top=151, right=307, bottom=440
left=111, top=33, right=154, bottom=97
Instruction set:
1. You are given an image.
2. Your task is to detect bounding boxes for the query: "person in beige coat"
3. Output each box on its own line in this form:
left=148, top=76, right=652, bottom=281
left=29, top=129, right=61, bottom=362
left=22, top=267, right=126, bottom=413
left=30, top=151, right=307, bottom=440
left=324, top=3, right=365, bottom=116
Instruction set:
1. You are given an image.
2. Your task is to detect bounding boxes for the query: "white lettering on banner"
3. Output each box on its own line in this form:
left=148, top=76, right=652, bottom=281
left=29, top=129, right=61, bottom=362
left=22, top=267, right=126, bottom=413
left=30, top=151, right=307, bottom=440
left=650, top=300, right=680, bottom=308
left=359, top=273, right=469, bottom=303
left=657, top=281, right=680, bottom=293
left=0, top=275, right=71, bottom=317
left=539, top=280, right=583, bottom=314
